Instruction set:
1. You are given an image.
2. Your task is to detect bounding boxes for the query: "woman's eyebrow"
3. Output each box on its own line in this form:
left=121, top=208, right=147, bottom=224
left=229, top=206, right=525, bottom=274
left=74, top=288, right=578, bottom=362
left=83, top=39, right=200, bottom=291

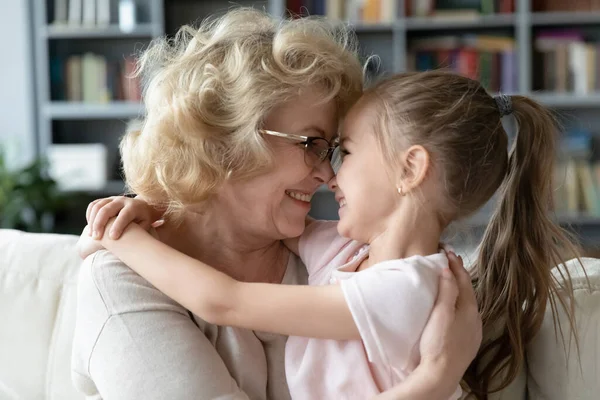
left=296, top=126, right=326, bottom=136
left=297, top=125, right=342, bottom=143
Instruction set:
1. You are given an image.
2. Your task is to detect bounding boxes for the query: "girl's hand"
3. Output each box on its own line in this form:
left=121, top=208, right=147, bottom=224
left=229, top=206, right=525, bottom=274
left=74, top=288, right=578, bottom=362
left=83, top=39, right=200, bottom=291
left=77, top=225, right=104, bottom=259
left=86, top=196, right=165, bottom=240
left=418, top=251, right=481, bottom=395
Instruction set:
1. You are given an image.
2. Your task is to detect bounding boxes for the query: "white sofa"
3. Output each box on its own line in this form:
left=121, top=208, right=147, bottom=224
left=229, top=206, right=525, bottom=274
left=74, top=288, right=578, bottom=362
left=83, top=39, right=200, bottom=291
left=0, top=228, right=599, bottom=400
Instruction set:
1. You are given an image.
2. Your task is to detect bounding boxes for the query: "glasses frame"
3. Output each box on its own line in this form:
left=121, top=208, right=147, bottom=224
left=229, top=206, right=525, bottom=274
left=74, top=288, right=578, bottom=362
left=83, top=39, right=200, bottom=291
left=260, top=129, right=339, bottom=166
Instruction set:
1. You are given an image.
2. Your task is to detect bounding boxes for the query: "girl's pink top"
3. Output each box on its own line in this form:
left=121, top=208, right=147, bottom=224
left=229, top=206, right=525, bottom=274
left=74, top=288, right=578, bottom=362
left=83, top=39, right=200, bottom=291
left=284, top=220, right=462, bottom=400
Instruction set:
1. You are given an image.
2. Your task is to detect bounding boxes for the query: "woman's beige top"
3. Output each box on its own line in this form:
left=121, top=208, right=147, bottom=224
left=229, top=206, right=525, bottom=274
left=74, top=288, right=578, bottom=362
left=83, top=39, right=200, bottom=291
left=71, top=249, right=308, bottom=399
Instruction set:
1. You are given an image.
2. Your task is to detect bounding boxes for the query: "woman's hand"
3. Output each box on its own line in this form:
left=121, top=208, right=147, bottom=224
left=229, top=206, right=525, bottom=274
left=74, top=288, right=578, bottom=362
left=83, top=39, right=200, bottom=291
left=374, top=252, right=481, bottom=400
left=86, top=196, right=165, bottom=240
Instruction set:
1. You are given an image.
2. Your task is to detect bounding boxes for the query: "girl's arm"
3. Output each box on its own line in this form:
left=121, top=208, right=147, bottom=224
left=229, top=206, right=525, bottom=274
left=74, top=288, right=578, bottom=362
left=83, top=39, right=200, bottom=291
left=101, top=221, right=360, bottom=340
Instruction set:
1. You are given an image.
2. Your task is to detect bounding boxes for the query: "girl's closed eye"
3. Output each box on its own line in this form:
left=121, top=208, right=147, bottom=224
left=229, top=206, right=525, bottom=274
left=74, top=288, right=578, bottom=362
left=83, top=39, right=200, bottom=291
left=339, top=146, right=350, bottom=158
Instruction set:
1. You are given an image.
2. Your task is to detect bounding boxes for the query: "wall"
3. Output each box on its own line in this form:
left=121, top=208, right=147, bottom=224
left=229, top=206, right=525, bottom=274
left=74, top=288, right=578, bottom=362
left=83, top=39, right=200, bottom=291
left=0, top=0, right=36, bottom=170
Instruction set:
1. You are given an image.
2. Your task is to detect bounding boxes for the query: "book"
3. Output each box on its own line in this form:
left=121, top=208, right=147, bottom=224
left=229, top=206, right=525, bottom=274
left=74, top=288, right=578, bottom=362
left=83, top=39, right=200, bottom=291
left=68, top=0, right=82, bottom=25
left=53, top=0, right=68, bottom=25
left=83, top=0, right=96, bottom=26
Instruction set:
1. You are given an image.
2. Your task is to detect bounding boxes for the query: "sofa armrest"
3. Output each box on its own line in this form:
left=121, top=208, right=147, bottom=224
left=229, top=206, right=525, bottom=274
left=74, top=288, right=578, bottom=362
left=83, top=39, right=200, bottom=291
left=0, top=229, right=83, bottom=400
left=526, top=257, right=600, bottom=400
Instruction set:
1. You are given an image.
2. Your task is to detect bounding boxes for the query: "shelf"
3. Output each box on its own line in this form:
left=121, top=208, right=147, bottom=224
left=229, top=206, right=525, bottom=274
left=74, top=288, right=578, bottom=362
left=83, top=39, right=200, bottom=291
left=531, top=93, right=600, bottom=108
left=96, top=180, right=127, bottom=195
left=405, top=14, right=515, bottom=31
left=465, top=213, right=600, bottom=228
left=350, top=22, right=395, bottom=33
left=43, top=23, right=158, bottom=39
left=61, top=180, right=126, bottom=195
left=531, top=12, right=600, bottom=26
left=556, top=215, right=600, bottom=226
left=44, top=102, right=145, bottom=120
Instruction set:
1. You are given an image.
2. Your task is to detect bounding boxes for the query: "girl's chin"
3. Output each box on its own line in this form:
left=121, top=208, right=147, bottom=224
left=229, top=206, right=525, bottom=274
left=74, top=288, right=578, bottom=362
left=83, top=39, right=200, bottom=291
left=336, top=215, right=352, bottom=238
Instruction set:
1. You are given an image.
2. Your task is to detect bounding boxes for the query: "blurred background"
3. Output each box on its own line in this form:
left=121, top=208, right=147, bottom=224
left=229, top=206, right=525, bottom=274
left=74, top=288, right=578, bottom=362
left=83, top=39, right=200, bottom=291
left=1, top=0, right=600, bottom=255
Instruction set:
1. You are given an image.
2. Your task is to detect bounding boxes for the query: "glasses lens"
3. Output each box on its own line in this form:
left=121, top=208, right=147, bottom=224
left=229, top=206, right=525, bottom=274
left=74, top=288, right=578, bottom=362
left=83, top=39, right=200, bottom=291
left=331, top=146, right=342, bottom=174
left=305, top=138, right=330, bottom=166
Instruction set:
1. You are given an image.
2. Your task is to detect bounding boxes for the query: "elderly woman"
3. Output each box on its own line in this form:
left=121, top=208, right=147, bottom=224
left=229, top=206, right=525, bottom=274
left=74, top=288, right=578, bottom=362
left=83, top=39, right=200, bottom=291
left=71, top=8, right=480, bottom=399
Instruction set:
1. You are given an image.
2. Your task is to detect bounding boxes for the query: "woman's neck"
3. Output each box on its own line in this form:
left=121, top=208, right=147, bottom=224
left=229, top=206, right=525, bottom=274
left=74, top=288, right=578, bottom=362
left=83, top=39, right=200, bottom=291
left=156, top=211, right=290, bottom=284
left=364, top=208, right=444, bottom=269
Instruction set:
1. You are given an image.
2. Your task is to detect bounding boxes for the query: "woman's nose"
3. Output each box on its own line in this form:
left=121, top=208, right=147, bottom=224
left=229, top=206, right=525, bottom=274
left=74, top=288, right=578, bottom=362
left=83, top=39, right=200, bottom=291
left=314, top=158, right=335, bottom=183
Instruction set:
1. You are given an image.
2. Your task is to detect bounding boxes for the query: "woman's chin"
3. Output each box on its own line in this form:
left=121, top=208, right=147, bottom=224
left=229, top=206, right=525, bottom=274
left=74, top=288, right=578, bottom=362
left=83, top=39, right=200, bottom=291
left=277, top=215, right=308, bottom=240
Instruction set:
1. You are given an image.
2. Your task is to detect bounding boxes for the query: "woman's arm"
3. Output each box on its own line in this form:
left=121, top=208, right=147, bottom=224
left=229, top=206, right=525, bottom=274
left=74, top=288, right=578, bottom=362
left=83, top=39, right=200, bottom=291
left=72, top=250, right=252, bottom=400
left=101, top=221, right=361, bottom=340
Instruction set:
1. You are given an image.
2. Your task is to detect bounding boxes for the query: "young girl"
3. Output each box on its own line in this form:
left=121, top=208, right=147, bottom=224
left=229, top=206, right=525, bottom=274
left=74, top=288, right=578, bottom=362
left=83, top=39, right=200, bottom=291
left=83, top=70, right=579, bottom=399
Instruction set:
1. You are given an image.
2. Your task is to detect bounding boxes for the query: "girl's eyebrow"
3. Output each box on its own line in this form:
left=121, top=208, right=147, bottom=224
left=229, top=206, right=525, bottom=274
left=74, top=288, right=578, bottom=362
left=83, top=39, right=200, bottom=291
left=339, top=136, right=353, bottom=146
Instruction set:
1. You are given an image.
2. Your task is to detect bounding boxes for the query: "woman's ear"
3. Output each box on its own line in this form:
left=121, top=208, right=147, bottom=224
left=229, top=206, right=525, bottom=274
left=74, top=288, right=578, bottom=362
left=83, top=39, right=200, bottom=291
left=398, top=145, right=430, bottom=192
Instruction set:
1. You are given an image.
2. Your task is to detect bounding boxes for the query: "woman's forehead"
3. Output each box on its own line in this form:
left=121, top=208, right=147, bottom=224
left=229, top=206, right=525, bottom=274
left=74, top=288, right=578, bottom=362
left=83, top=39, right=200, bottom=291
left=264, top=90, right=338, bottom=135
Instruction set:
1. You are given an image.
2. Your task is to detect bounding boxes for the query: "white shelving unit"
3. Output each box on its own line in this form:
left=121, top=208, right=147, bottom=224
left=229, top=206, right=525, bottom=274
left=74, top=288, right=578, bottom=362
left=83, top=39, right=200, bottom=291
left=42, top=23, right=160, bottom=39
left=43, top=101, right=145, bottom=119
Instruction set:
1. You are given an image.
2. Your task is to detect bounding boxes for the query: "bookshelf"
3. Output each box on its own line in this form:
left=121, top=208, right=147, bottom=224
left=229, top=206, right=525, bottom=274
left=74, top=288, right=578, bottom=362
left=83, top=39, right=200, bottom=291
left=29, top=0, right=600, bottom=239
left=292, top=0, right=600, bottom=239
left=32, top=0, right=164, bottom=197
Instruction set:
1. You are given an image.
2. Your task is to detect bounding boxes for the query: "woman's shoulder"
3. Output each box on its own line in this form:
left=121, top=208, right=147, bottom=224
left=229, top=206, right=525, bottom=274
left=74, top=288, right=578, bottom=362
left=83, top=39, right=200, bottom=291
left=78, top=249, right=185, bottom=316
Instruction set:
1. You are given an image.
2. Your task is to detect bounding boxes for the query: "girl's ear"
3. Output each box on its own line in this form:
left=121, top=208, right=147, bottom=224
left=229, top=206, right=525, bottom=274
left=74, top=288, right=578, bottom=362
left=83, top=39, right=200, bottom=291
left=398, top=145, right=430, bottom=192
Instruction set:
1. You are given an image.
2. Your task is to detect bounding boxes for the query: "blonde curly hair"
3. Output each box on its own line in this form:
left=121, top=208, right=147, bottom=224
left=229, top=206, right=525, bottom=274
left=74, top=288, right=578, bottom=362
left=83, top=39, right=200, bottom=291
left=120, top=7, right=364, bottom=213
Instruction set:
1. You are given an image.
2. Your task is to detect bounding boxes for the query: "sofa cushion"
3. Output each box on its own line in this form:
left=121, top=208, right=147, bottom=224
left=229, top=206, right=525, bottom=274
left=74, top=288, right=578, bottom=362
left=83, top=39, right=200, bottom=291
left=0, top=229, right=82, bottom=400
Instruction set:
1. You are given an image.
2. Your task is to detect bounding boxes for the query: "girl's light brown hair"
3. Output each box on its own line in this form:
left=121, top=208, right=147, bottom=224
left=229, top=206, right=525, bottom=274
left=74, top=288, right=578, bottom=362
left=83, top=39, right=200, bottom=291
left=364, top=70, right=580, bottom=398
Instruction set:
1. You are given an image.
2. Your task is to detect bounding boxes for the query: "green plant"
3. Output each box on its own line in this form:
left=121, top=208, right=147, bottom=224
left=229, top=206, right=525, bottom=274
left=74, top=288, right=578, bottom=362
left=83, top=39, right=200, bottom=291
left=0, top=150, right=67, bottom=232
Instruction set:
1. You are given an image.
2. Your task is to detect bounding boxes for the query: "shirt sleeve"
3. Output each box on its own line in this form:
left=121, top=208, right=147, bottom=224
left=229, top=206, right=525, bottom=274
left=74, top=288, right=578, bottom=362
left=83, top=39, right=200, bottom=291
left=340, top=256, right=444, bottom=375
left=71, top=250, right=251, bottom=400
left=298, top=220, right=345, bottom=276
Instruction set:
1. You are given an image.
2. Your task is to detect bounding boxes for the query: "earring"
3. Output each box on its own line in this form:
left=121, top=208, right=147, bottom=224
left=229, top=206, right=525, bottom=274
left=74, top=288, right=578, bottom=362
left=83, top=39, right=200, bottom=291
left=397, top=186, right=405, bottom=196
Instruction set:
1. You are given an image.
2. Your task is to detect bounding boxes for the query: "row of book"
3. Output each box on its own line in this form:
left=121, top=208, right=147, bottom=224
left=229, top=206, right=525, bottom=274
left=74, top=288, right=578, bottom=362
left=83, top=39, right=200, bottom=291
left=407, top=35, right=518, bottom=93
left=533, top=0, right=600, bottom=12
left=50, top=54, right=141, bottom=103
left=52, top=0, right=110, bottom=26
left=287, top=0, right=397, bottom=22
left=535, top=30, right=600, bottom=94
left=408, top=0, right=514, bottom=17
left=285, top=0, right=514, bottom=23
left=554, top=131, right=600, bottom=217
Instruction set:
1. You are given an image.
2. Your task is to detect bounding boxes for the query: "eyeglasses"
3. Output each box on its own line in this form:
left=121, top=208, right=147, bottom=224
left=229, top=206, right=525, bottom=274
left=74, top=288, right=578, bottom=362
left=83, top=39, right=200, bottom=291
left=260, top=129, right=339, bottom=168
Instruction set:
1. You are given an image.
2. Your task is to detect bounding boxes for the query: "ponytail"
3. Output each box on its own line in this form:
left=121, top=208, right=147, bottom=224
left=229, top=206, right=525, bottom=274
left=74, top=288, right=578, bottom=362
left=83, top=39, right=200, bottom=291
left=464, top=96, right=581, bottom=398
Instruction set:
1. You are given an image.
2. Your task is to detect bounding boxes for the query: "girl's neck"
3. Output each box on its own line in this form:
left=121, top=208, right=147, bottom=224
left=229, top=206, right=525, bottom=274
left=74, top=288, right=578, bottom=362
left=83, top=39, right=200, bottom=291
left=362, top=209, right=444, bottom=270
left=157, top=211, right=290, bottom=284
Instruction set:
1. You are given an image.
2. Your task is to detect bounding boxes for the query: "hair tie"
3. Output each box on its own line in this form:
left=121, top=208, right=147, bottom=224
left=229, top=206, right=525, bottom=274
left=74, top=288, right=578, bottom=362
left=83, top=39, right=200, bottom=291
left=494, top=94, right=512, bottom=117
